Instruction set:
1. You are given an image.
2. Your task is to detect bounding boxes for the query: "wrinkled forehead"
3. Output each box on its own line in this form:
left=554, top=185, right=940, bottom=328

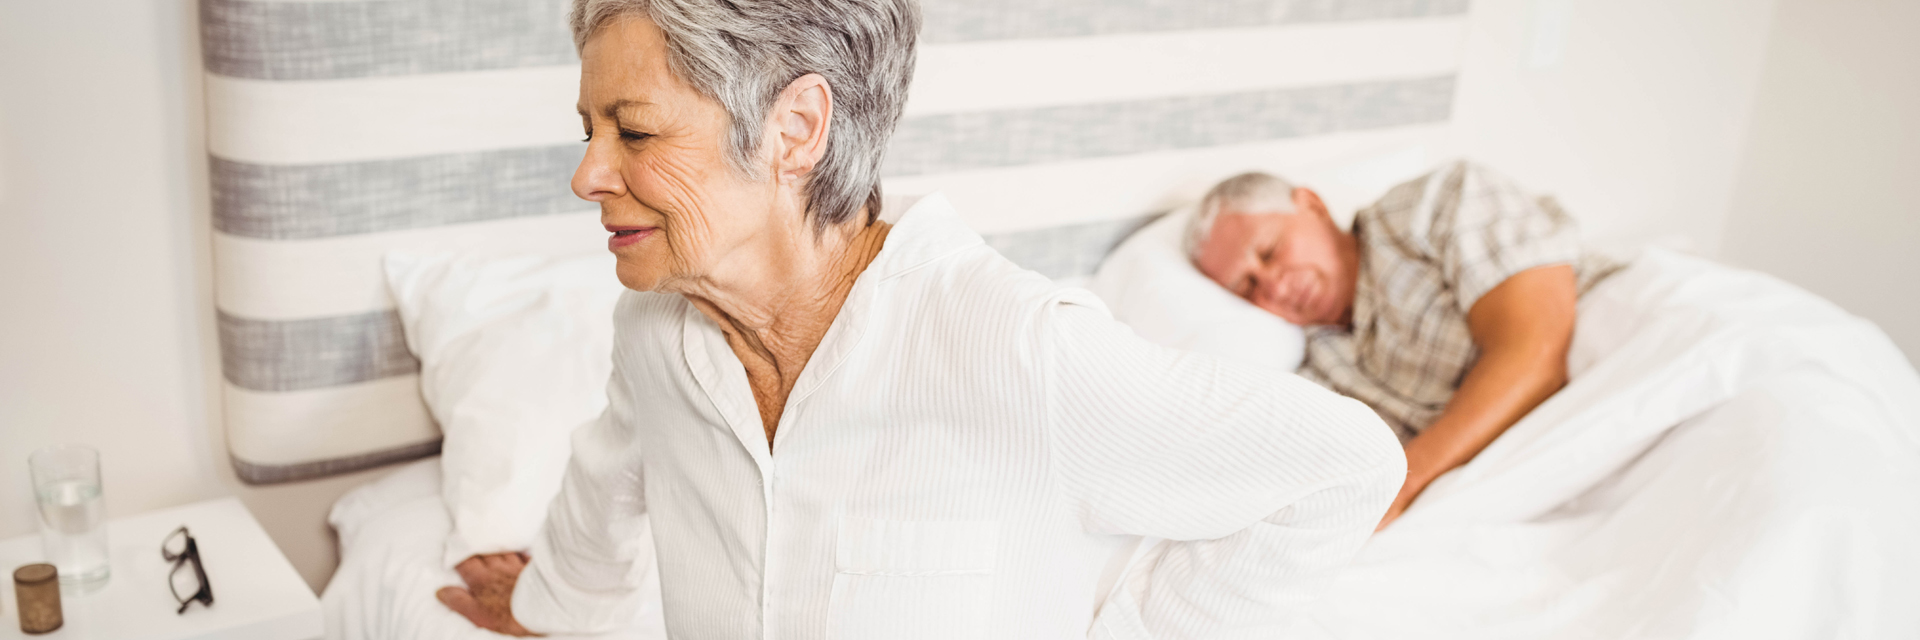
left=577, top=16, right=685, bottom=111
left=1195, top=212, right=1290, bottom=274
left=1211, top=211, right=1295, bottom=245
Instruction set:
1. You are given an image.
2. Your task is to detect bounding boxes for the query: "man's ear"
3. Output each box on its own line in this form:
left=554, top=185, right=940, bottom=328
left=770, top=73, right=833, bottom=185
left=1293, top=187, right=1331, bottom=220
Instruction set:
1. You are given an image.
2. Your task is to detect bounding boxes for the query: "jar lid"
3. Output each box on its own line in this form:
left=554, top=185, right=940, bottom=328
left=13, top=563, right=57, bottom=585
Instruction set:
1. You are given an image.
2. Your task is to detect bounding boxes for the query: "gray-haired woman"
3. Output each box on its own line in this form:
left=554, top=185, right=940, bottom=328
left=435, top=0, right=1405, bottom=637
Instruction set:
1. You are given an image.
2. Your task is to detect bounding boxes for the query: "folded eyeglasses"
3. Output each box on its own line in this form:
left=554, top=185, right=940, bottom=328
left=161, top=526, right=215, bottom=614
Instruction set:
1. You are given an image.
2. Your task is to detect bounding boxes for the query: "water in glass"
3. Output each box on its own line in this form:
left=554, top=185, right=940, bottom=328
left=30, top=445, right=111, bottom=592
left=38, top=480, right=109, bottom=587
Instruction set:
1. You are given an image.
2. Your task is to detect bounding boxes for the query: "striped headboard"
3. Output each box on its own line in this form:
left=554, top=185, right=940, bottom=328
left=203, top=0, right=1467, bottom=483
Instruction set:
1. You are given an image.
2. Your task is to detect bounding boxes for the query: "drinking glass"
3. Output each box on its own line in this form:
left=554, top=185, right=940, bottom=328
left=29, top=445, right=110, bottom=592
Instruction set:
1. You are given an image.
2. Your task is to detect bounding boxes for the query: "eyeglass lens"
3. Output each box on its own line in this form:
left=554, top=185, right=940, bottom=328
left=162, top=528, right=188, bottom=561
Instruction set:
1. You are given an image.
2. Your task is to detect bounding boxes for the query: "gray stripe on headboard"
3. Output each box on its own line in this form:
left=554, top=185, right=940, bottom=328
left=201, top=0, right=575, bottom=81
left=215, top=220, right=1152, bottom=391
left=233, top=439, right=443, bottom=485
left=211, top=145, right=587, bottom=240
left=885, top=75, right=1455, bottom=177
left=211, top=77, right=1448, bottom=240
left=201, top=0, right=1463, bottom=81
left=923, top=0, right=1470, bottom=43
left=982, top=214, right=1158, bottom=280
left=219, top=309, right=420, bottom=392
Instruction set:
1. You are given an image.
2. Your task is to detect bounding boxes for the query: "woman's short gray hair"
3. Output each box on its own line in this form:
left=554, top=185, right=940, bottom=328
left=1183, top=172, right=1299, bottom=260
left=570, top=0, right=919, bottom=231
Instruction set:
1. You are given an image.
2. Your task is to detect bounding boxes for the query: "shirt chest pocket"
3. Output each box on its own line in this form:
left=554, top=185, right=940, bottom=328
left=829, top=517, right=999, bottom=640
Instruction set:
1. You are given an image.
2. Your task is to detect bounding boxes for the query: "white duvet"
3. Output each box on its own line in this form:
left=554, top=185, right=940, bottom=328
left=323, top=248, right=1920, bottom=639
left=1291, top=248, right=1920, bottom=639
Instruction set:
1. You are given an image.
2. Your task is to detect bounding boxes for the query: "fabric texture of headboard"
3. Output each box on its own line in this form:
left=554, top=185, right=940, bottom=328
left=203, top=0, right=1467, bottom=483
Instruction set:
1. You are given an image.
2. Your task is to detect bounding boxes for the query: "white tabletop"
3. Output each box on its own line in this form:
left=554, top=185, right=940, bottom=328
left=0, top=498, right=321, bottom=640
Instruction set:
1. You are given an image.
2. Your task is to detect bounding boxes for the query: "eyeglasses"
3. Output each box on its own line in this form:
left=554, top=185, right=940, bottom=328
left=161, top=526, right=214, bottom=614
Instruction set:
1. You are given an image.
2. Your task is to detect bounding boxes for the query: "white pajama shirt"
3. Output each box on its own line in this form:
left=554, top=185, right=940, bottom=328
left=512, top=194, right=1405, bottom=639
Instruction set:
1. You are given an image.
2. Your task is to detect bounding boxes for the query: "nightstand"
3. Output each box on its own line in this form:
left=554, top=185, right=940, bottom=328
left=0, top=498, right=321, bottom=640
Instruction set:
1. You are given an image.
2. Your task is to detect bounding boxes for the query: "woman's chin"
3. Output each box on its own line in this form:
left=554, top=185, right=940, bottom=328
left=614, top=261, right=670, bottom=292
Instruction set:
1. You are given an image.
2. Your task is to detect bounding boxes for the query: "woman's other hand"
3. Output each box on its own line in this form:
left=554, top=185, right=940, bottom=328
left=437, top=552, right=541, bottom=636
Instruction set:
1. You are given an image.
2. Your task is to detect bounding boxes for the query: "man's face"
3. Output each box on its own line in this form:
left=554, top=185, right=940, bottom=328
left=1194, top=200, right=1356, bottom=326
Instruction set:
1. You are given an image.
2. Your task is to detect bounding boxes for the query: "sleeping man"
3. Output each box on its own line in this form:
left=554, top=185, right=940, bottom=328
left=1186, top=160, right=1623, bottom=528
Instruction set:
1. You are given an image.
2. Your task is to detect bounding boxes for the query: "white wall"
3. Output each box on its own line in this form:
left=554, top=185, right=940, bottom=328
left=1444, top=0, right=1781, bottom=254
left=1720, top=0, right=1920, bottom=363
left=0, top=0, right=387, bottom=593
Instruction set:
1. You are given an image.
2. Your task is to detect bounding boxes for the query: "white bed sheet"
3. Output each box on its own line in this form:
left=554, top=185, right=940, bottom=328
left=1286, top=248, right=1920, bottom=639
left=320, top=458, right=667, bottom=640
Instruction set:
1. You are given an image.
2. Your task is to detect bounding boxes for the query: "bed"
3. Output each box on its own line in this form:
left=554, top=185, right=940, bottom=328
left=196, top=0, right=1920, bottom=638
left=317, top=245, right=1920, bottom=639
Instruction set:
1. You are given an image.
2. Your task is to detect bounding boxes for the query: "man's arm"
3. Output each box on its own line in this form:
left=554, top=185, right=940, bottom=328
left=1377, top=264, right=1577, bottom=528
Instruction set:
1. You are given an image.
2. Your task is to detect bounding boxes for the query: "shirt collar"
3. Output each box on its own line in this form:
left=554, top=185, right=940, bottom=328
left=680, top=192, right=982, bottom=460
left=864, top=192, right=983, bottom=281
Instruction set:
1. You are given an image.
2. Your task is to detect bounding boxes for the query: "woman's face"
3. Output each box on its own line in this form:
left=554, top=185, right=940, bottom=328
left=574, top=16, right=777, bottom=292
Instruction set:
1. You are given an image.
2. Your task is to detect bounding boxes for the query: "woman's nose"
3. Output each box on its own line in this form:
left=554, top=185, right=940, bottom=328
left=572, top=140, right=626, bottom=202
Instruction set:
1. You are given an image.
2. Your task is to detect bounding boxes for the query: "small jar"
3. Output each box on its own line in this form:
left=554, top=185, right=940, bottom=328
left=13, top=563, right=63, bottom=634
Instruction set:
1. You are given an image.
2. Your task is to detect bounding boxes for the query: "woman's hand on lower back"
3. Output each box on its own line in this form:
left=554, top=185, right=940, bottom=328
left=437, top=552, right=541, bottom=636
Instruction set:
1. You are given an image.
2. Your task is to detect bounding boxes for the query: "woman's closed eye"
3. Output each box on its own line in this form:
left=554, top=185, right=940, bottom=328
left=578, top=127, right=656, bottom=143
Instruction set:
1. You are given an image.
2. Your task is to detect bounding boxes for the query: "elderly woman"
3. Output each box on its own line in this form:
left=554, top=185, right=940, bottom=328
left=434, top=0, right=1404, bottom=637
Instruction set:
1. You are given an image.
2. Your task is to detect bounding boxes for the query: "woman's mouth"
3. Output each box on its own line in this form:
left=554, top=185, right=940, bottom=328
left=606, top=226, right=656, bottom=250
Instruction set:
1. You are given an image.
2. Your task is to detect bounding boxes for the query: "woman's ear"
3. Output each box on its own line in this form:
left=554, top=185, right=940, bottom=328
left=770, top=73, right=833, bottom=185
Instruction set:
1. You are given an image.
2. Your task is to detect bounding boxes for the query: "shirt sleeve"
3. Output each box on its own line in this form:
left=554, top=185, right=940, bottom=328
left=1043, top=294, right=1406, bottom=639
left=1409, top=160, right=1586, bottom=313
left=511, top=337, right=655, bottom=634
left=1297, top=329, right=1423, bottom=441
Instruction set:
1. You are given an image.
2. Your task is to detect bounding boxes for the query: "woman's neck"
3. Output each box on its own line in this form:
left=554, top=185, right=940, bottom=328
left=682, top=212, right=892, bottom=446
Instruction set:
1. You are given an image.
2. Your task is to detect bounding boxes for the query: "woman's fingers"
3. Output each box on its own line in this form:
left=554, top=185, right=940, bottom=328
left=442, top=555, right=541, bottom=636
left=438, top=586, right=496, bottom=628
left=439, top=584, right=541, bottom=636
left=454, top=555, right=493, bottom=586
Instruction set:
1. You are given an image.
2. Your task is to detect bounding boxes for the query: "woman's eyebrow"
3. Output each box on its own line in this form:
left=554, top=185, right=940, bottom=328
left=577, top=99, right=655, bottom=119
left=601, top=99, right=655, bottom=119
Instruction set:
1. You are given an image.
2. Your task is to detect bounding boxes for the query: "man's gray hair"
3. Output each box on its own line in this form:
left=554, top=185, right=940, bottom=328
left=570, top=0, right=919, bottom=232
left=1182, top=172, right=1299, bottom=259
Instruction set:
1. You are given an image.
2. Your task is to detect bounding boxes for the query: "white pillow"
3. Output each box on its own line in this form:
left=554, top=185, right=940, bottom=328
left=1090, top=205, right=1307, bottom=373
left=384, top=251, right=626, bottom=569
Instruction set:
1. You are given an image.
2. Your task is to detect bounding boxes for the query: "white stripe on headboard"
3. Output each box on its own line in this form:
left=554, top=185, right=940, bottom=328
left=908, top=19, right=1464, bottom=116
left=223, top=376, right=437, bottom=471
left=918, top=0, right=1469, bottom=42
left=206, top=67, right=582, bottom=165
left=212, top=212, right=601, bottom=320
left=888, top=123, right=1452, bottom=235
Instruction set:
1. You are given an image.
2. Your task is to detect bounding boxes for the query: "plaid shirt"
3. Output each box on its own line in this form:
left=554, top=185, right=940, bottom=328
left=1298, top=161, right=1623, bottom=440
